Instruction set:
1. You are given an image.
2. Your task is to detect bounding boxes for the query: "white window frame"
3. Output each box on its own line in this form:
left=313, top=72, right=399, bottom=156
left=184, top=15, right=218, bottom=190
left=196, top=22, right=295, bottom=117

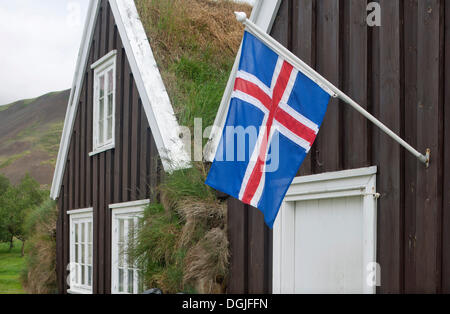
left=273, top=166, right=378, bottom=294
left=90, top=50, right=117, bottom=156
left=110, top=199, right=150, bottom=294
left=68, top=208, right=94, bottom=294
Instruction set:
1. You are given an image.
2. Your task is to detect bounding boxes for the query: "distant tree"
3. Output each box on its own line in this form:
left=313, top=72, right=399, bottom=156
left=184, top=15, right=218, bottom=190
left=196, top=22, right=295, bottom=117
left=0, top=174, right=46, bottom=256
left=0, top=175, right=11, bottom=245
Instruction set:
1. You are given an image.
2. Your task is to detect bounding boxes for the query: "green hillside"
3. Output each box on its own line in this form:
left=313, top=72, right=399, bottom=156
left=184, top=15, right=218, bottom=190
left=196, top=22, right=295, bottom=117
left=0, top=90, right=69, bottom=187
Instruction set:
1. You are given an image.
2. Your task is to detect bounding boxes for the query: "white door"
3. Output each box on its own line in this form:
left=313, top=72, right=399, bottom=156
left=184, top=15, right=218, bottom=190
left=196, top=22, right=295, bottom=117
left=273, top=167, right=378, bottom=294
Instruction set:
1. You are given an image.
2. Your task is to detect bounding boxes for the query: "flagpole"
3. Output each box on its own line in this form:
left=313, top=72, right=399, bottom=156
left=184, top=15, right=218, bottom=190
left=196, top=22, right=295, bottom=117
left=235, top=12, right=431, bottom=167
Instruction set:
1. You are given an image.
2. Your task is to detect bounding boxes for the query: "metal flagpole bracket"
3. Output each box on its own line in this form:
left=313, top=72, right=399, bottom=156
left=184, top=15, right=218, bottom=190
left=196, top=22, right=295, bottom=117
left=424, top=148, right=431, bottom=168
left=234, top=11, right=431, bottom=168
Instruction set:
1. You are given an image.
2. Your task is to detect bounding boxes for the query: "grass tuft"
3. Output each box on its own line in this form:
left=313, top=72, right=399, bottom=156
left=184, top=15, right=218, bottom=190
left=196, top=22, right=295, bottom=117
left=161, top=163, right=216, bottom=204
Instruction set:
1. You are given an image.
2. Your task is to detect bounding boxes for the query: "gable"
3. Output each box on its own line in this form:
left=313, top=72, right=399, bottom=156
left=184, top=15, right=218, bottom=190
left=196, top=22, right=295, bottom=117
left=51, top=0, right=190, bottom=200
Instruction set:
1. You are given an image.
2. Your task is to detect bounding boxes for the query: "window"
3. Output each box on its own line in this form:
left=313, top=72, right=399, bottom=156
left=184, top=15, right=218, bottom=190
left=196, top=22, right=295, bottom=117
left=110, top=199, right=149, bottom=294
left=91, top=50, right=117, bottom=156
left=68, top=208, right=93, bottom=294
left=273, top=167, right=378, bottom=294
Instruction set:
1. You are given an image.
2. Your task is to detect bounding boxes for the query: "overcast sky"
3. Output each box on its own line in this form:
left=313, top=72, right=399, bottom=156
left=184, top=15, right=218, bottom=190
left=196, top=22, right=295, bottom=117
left=0, top=0, right=90, bottom=105
left=0, top=0, right=254, bottom=106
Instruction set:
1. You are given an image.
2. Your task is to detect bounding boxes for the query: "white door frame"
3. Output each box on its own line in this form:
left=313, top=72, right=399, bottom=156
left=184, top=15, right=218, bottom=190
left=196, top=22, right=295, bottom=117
left=273, top=166, right=378, bottom=294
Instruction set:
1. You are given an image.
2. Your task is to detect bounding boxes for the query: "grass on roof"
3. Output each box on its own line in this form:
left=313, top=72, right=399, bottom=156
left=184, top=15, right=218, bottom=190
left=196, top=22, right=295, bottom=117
left=136, top=0, right=251, bottom=128
left=130, top=0, right=251, bottom=294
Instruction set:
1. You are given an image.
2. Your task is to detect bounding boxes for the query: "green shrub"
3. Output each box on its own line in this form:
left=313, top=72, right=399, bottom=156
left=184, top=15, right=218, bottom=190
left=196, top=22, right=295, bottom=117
left=21, top=199, right=57, bottom=294
left=130, top=203, right=190, bottom=293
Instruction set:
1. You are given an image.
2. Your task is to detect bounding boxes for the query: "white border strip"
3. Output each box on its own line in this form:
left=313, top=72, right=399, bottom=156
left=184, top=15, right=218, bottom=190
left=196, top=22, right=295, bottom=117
left=109, top=199, right=150, bottom=209
left=67, top=208, right=94, bottom=216
left=90, top=49, right=118, bottom=69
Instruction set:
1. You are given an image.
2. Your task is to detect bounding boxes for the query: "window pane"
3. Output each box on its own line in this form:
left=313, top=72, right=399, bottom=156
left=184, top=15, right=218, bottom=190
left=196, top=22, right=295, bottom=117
left=119, top=269, right=124, bottom=293
left=108, top=69, right=114, bottom=94
left=88, top=266, right=92, bottom=287
left=100, top=75, right=105, bottom=98
left=75, top=223, right=78, bottom=243
left=127, top=219, right=135, bottom=265
left=108, top=93, right=113, bottom=114
left=75, top=244, right=78, bottom=264
left=128, top=219, right=135, bottom=239
left=99, top=119, right=104, bottom=144
left=81, top=223, right=85, bottom=243
left=138, top=273, right=144, bottom=294
left=99, top=98, right=105, bottom=121
left=119, top=243, right=124, bottom=268
left=81, top=244, right=85, bottom=264
left=88, top=244, right=92, bottom=265
left=88, top=222, right=92, bottom=243
left=79, top=237, right=82, bottom=262
left=128, top=270, right=134, bottom=293
left=81, top=265, right=85, bottom=285
left=74, top=263, right=79, bottom=285
left=107, top=117, right=113, bottom=141
left=119, top=219, right=124, bottom=243
left=78, top=263, right=82, bottom=285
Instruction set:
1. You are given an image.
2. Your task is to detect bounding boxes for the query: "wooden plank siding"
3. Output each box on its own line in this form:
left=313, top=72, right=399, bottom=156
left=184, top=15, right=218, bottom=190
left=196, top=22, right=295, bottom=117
left=55, top=0, right=162, bottom=294
left=314, top=0, right=342, bottom=173
left=443, top=0, right=450, bottom=293
left=292, top=0, right=315, bottom=176
left=414, top=0, right=444, bottom=293
left=227, top=0, right=449, bottom=294
left=403, top=0, right=418, bottom=293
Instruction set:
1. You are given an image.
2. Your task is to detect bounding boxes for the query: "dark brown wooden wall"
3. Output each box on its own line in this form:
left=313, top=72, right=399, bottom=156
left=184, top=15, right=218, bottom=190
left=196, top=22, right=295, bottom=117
left=227, top=0, right=449, bottom=294
left=56, top=0, right=162, bottom=294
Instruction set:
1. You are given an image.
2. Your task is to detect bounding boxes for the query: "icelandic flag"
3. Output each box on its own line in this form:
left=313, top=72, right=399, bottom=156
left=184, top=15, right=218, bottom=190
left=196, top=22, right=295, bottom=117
left=206, top=31, right=332, bottom=228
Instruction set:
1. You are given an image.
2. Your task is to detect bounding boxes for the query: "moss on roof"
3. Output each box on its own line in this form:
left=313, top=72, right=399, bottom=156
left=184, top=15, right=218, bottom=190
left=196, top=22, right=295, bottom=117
left=135, top=0, right=251, bottom=128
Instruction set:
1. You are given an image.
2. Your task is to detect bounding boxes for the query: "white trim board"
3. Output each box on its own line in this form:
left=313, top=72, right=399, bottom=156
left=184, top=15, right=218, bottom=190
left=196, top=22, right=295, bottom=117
left=50, top=0, right=191, bottom=200
left=67, top=208, right=94, bottom=216
left=90, top=49, right=117, bottom=69
left=273, top=167, right=378, bottom=294
left=109, top=199, right=150, bottom=210
left=204, top=0, right=282, bottom=161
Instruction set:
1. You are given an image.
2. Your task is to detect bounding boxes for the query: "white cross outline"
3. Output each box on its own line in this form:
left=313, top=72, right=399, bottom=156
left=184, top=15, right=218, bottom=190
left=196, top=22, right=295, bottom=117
left=231, top=57, right=320, bottom=207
